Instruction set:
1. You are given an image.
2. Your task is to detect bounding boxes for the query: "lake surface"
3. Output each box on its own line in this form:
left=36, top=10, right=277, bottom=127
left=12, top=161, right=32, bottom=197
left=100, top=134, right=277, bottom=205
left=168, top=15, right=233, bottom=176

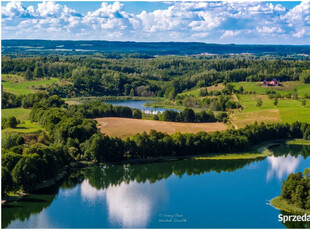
left=105, top=100, right=180, bottom=114
left=2, top=144, right=310, bottom=228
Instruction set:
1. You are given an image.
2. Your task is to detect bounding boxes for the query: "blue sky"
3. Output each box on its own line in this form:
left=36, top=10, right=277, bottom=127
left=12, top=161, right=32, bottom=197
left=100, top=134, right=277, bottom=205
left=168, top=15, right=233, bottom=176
left=2, top=1, right=309, bottom=44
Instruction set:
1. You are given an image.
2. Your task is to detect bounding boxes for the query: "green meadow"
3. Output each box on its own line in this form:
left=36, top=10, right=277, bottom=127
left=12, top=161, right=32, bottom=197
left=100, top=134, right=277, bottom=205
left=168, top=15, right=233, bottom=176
left=2, top=74, right=59, bottom=95
left=2, top=108, right=42, bottom=133
left=232, top=94, right=310, bottom=127
left=2, top=108, right=31, bottom=120
left=2, top=120, right=42, bottom=134
left=232, top=81, right=309, bottom=95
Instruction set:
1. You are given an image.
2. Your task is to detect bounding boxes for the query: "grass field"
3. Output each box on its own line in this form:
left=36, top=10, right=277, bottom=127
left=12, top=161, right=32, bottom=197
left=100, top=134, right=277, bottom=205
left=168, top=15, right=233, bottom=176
left=2, top=108, right=42, bottom=133
left=232, top=81, right=310, bottom=95
left=231, top=95, right=310, bottom=127
left=2, top=75, right=59, bottom=94
left=95, top=117, right=227, bottom=139
left=2, top=108, right=31, bottom=120
left=2, top=120, right=42, bottom=134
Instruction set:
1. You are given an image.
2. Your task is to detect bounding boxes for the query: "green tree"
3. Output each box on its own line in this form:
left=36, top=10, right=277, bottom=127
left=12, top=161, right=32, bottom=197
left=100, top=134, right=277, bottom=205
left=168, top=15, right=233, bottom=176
left=2, top=133, right=24, bottom=149
left=300, top=70, right=310, bottom=83
left=293, top=89, right=298, bottom=100
left=25, top=68, right=33, bottom=80
left=11, top=154, right=44, bottom=190
left=2, top=167, right=12, bottom=195
left=6, top=116, right=18, bottom=128
left=168, top=89, right=176, bottom=100
left=256, top=98, right=263, bottom=108
left=129, top=88, right=135, bottom=96
left=274, top=98, right=278, bottom=107
left=199, top=88, right=208, bottom=97
left=133, top=110, right=142, bottom=119
left=182, top=108, right=195, bottom=122
left=34, top=66, right=44, bottom=78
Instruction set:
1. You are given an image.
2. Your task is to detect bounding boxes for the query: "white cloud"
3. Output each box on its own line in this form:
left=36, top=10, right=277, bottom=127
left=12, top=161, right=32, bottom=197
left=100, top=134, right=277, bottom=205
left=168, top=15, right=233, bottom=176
left=106, top=181, right=166, bottom=228
left=266, top=155, right=301, bottom=182
left=293, top=28, right=306, bottom=38
left=220, top=30, right=240, bottom=39
left=81, top=179, right=106, bottom=202
left=1, top=1, right=310, bottom=44
left=79, top=178, right=167, bottom=228
left=256, top=26, right=284, bottom=33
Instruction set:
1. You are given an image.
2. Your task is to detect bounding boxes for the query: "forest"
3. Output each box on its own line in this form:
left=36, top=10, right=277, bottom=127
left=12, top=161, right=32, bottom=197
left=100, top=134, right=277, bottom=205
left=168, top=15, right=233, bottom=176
left=2, top=56, right=310, bottom=99
left=3, top=40, right=310, bottom=56
left=2, top=93, right=310, bottom=194
left=2, top=52, right=310, bottom=213
left=278, top=168, right=310, bottom=211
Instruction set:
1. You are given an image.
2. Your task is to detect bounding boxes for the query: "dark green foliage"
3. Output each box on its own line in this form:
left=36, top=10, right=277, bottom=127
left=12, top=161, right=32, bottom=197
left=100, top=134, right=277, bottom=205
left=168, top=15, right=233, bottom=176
left=300, top=71, right=310, bottom=83
left=83, top=122, right=308, bottom=162
left=2, top=116, right=18, bottom=129
left=274, top=98, right=279, bottom=106
left=2, top=91, right=48, bottom=109
left=1, top=152, right=23, bottom=171
left=133, top=109, right=142, bottom=119
left=2, top=133, right=24, bottom=149
left=153, top=115, right=159, bottom=120
left=24, top=68, right=33, bottom=80
left=33, top=66, right=44, bottom=78
left=2, top=167, right=12, bottom=195
left=280, top=169, right=310, bottom=209
left=159, top=108, right=216, bottom=123
left=216, top=112, right=228, bottom=122
left=3, top=56, right=310, bottom=98
left=293, top=89, right=299, bottom=100
left=199, top=88, right=208, bottom=97
left=85, top=134, right=124, bottom=162
left=12, top=154, right=44, bottom=190
left=256, top=98, right=263, bottom=107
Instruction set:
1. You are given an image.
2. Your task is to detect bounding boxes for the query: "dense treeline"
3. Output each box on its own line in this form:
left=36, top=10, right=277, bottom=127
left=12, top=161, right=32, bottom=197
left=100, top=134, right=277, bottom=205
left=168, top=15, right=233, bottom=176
left=158, top=109, right=217, bottom=122
left=2, top=56, right=310, bottom=98
left=65, top=100, right=220, bottom=122
left=2, top=94, right=310, bottom=195
left=67, top=100, right=142, bottom=119
left=2, top=91, right=49, bottom=109
left=280, top=168, right=310, bottom=210
left=4, top=40, right=310, bottom=56
left=174, top=94, right=240, bottom=111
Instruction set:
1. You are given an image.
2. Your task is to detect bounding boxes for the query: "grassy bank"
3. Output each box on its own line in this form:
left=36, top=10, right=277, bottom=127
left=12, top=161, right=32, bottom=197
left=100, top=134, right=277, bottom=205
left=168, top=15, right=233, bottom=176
left=271, top=196, right=310, bottom=215
left=286, top=139, right=310, bottom=146
left=194, top=149, right=272, bottom=160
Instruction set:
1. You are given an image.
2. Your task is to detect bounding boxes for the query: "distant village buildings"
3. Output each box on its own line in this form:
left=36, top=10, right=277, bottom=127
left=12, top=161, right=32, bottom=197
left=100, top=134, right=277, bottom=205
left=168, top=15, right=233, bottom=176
left=262, top=78, right=279, bottom=86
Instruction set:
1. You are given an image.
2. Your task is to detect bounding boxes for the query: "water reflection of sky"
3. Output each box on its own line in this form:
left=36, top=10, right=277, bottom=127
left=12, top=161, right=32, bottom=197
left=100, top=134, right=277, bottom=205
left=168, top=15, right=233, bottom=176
left=266, top=155, right=301, bottom=182
left=5, top=146, right=310, bottom=229
left=106, top=100, right=180, bottom=114
left=80, top=179, right=167, bottom=228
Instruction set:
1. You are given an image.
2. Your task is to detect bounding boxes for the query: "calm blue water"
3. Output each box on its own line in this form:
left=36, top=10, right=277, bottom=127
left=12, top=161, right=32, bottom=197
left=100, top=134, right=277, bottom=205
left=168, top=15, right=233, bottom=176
left=3, top=144, right=310, bottom=228
left=105, top=100, right=180, bottom=114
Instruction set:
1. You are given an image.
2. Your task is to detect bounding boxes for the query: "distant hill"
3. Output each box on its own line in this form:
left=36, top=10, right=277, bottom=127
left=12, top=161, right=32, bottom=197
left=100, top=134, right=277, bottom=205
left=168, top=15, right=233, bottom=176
left=2, top=39, right=310, bottom=57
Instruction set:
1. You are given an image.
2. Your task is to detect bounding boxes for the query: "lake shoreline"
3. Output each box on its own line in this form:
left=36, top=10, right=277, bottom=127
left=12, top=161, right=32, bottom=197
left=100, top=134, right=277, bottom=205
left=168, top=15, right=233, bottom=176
left=2, top=138, right=308, bottom=205
left=270, top=196, right=310, bottom=215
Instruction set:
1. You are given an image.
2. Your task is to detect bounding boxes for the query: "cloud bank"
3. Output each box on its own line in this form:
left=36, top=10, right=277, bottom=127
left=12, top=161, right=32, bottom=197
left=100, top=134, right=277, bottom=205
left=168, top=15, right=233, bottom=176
left=2, top=1, right=310, bottom=44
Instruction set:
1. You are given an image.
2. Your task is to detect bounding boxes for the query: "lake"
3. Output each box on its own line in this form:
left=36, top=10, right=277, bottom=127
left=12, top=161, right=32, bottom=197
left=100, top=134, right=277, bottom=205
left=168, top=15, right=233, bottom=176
left=105, top=100, right=180, bottom=114
left=2, top=144, right=310, bottom=228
